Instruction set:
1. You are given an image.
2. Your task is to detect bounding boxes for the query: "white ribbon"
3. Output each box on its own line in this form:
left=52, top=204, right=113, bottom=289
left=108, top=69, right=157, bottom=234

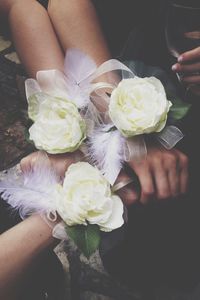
left=156, top=125, right=184, bottom=149
left=52, top=221, right=68, bottom=240
left=122, top=136, right=147, bottom=162
left=90, top=59, right=134, bottom=83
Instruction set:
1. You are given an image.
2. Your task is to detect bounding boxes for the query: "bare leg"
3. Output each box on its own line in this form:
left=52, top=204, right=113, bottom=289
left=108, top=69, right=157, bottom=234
left=48, top=0, right=111, bottom=66
left=0, top=0, right=64, bottom=77
left=0, top=0, right=111, bottom=75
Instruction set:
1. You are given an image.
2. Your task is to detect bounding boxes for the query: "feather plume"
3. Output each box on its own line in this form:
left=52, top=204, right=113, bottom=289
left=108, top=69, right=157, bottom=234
left=88, top=126, right=124, bottom=185
left=64, top=48, right=97, bottom=85
left=0, top=152, right=59, bottom=219
left=64, top=48, right=97, bottom=108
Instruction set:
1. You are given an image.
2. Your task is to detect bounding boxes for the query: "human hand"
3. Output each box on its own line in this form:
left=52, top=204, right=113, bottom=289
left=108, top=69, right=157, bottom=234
left=172, top=46, right=200, bottom=96
left=20, top=150, right=83, bottom=178
left=21, top=151, right=139, bottom=206
left=128, top=145, right=189, bottom=204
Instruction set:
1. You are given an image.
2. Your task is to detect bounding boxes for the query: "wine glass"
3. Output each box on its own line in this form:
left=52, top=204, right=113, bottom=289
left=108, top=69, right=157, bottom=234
left=165, top=2, right=200, bottom=97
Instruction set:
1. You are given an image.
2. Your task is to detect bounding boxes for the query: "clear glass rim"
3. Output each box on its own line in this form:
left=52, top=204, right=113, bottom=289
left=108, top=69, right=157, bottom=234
left=172, top=3, right=200, bottom=10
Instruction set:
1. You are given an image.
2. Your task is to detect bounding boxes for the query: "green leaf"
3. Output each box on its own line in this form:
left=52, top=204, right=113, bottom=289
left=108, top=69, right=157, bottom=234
left=169, top=97, right=191, bottom=121
left=66, top=224, right=101, bottom=259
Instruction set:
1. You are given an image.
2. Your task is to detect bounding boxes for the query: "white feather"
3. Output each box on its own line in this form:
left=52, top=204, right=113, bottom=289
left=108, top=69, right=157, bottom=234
left=88, top=126, right=124, bottom=185
left=0, top=152, right=59, bottom=219
left=64, top=48, right=97, bottom=85
left=64, top=49, right=97, bottom=108
left=82, top=101, right=103, bottom=136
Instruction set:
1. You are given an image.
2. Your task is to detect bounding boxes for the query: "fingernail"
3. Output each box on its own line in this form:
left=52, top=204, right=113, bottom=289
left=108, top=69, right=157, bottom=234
left=178, top=56, right=183, bottom=62
left=172, top=64, right=177, bottom=71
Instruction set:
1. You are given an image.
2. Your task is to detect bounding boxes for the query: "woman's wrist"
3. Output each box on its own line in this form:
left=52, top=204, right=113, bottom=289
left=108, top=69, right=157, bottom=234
left=38, top=212, right=63, bottom=240
left=29, top=214, right=61, bottom=245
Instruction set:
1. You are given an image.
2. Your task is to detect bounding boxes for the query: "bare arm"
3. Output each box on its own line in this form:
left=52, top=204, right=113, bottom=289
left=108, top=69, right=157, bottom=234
left=0, top=214, right=57, bottom=300
left=0, top=151, right=83, bottom=299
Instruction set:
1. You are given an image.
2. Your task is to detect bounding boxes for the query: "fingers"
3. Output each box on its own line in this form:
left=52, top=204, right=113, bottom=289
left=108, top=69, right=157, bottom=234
left=153, top=161, right=171, bottom=200
left=163, top=152, right=180, bottom=198
left=152, top=151, right=188, bottom=199
left=114, top=171, right=139, bottom=206
left=129, top=162, right=154, bottom=204
left=181, top=75, right=200, bottom=84
left=20, top=150, right=83, bottom=177
left=172, top=47, right=200, bottom=88
left=128, top=147, right=189, bottom=205
left=172, top=62, right=200, bottom=73
left=178, top=46, right=200, bottom=63
left=172, top=62, right=200, bottom=85
left=20, top=151, right=38, bottom=173
left=179, top=153, right=189, bottom=194
left=167, top=162, right=179, bottom=197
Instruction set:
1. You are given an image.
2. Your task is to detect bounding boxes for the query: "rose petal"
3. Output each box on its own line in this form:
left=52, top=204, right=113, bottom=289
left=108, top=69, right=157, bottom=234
left=99, top=195, right=124, bottom=232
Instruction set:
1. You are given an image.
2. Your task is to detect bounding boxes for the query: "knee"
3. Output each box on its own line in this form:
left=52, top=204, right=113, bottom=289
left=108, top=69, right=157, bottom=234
left=47, top=0, right=73, bottom=20
left=0, top=0, right=14, bottom=16
left=0, top=0, right=37, bottom=17
left=7, top=0, right=46, bottom=26
left=47, top=0, right=92, bottom=20
left=0, top=0, right=27, bottom=15
left=47, top=0, right=63, bottom=19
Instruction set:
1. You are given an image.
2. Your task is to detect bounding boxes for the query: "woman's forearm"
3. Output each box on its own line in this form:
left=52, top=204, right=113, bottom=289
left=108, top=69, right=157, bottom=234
left=0, top=214, right=56, bottom=298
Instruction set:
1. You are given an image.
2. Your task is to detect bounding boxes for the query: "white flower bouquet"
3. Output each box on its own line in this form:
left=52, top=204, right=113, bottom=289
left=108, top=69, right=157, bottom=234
left=82, top=56, right=190, bottom=185
left=109, top=77, right=172, bottom=137
left=25, top=49, right=189, bottom=184
left=0, top=49, right=191, bottom=258
left=0, top=153, right=124, bottom=258
left=25, top=49, right=97, bottom=154
left=28, top=97, right=86, bottom=154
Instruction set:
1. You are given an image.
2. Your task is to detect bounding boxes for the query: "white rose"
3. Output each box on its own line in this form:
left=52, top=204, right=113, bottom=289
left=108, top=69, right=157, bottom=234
left=109, top=77, right=172, bottom=137
left=56, top=162, right=124, bottom=232
left=29, top=97, right=86, bottom=154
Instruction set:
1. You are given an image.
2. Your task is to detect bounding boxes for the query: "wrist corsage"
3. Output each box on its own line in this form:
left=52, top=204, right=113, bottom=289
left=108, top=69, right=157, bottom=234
left=0, top=152, right=124, bottom=258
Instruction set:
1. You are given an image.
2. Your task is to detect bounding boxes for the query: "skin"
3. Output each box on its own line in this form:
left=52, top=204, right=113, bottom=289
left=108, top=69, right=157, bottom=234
left=0, top=215, right=58, bottom=300
left=172, top=46, right=200, bottom=95
left=0, top=0, right=64, bottom=77
left=0, top=0, right=110, bottom=77
left=0, top=140, right=189, bottom=299
left=0, top=152, right=78, bottom=300
left=21, top=145, right=189, bottom=207
left=0, top=0, right=189, bottom=206
left=20, top=151, right=138, bottom=205
left=128, top=145, right=188, bottom=204
left=0, top=150, right=134, bottom=299
left=0, top=2, right=191, bottom=295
